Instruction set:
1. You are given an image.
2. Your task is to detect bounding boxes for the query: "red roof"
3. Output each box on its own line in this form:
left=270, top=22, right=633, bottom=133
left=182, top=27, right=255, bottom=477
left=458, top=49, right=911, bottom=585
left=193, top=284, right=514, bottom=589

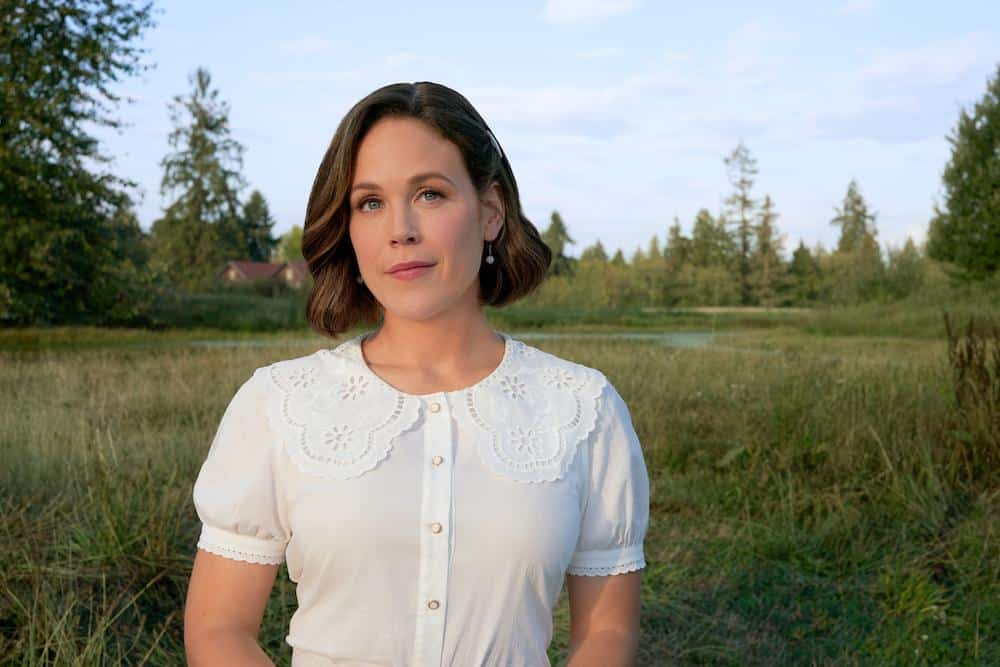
left=282, top=260, right=309, bottom=281
left=221, top=261, right=284, bottom=279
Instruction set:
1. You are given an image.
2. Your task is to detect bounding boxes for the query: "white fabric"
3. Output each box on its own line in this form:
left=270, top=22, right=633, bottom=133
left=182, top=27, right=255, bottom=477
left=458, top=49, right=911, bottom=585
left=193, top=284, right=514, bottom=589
left=192, top=330, right=650, bottom=667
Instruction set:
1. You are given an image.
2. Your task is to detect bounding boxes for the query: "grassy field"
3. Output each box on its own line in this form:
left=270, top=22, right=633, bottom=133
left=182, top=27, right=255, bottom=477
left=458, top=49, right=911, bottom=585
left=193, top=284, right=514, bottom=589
left=1, top=313, right=997, bottom=664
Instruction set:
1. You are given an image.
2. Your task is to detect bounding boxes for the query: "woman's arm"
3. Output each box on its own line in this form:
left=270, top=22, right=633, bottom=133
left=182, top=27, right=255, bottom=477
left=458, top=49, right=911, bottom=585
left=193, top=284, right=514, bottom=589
left=184, top=549, right=280, bottom=666
left=565, top=570, right=643, bottom=667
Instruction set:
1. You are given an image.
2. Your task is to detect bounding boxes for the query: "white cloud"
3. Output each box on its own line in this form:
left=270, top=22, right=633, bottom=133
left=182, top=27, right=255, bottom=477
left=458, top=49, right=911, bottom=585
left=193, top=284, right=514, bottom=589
left=858, top=31, right=997, bottom=89
left=543, top=0, right=640, bottom=24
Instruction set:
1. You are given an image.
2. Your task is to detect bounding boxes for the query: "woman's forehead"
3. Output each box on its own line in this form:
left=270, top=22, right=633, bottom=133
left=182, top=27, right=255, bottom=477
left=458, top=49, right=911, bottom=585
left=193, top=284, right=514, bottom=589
left=353, top=118, right=467, bottom=187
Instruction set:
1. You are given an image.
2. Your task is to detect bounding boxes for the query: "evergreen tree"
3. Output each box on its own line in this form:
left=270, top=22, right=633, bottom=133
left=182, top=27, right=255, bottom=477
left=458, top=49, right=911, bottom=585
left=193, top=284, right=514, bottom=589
left=150, top=67, right=249, bottom=290
left=723, top=142, right=759, bottom=304
left=831, top=179, right=876, bottom=253
left=750, top=195, right=788, bottom=306
left=0, top=0, right=156, bottom=324
left=635, top=234, right=665, bottom=305
left=789, top=240, right=821, bottom=303
left=274, top=224, right=305, bottom=263
left=541, top=210, right=576, bottom=277
left=926, top=63, right=1000, bottom=280
left=689, top=208, right=732, bottom=268
left=610, top=249, right=627, bottom=266
left=664, top=218, right=691, bottom=271
left=825, top=183, right=885, bottom=304
left=647, top=234, right=662, bottom=261
left=580, top=239, right=609, bottom=263
left=241, top=190, right=278, bottom=261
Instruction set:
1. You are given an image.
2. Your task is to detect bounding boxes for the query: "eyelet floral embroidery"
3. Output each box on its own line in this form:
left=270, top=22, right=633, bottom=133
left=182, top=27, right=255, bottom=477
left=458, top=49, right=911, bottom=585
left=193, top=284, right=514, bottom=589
left=510, top=425, right=540, bottom=456
left=544, top=367, right=575, bottom=390
left=264, top=350, right=421, bottom=481
left=499, top=374, right=527, bottom=400
left=467, top=345, right=608, bottom=483
left=320, top=424, right=353, bottom=456
left=288, top=367, right=317, bottom=390
left=339, top=375, right=369, bottom=400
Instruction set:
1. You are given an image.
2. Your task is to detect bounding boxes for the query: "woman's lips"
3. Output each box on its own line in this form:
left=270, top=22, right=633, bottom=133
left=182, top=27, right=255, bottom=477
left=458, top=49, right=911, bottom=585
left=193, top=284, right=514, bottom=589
left=388, top=264, right=434, bottom=280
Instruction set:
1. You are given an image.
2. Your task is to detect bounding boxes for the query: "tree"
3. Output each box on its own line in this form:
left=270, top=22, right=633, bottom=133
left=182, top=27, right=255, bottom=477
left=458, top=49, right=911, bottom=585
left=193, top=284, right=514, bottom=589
left=150, top=67, right=248, bottom=290
left=723, top=142, right=759, bottom=305
left=0, top=0, right=156, bottom=324
left=885, top=237, right=926, bottom=300
left=690, top=208, right=733, bottom=268
left=610, top=249, right=627, bottom=266
left=826, top=180, right=884, bottom=303
left=241, top=190, right=278, bottom=261
left=789, top=240, right=821, bottom=303
left=541, top=210, right=576, bottom=277
left=635, top=234, right=666, bottom=305
left=831, top=179, right=876, bottom=253
left=750, top=195, right=788, bottom=306
left=274, top=224, right=305, bottom=263
left=646, top=234, right=662, bottom=262
left=664, top=218, right=691, bottom=272
left=580, top=239, right=609, bottom=263
left=926, top=63, right=1000, bottom=280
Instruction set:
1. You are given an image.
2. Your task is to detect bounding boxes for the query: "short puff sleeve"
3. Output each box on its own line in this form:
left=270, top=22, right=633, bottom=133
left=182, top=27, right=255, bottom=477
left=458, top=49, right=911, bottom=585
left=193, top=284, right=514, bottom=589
left=192, top=367, right=290, bottom=565
left=566, top=380, right=650, bottom=576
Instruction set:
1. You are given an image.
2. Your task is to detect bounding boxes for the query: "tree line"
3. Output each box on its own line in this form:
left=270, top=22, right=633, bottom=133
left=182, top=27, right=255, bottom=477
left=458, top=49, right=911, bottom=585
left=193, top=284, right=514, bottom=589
left=535, top=147, right=921, bottom=309
left=1, top=0, right=997, bottom=326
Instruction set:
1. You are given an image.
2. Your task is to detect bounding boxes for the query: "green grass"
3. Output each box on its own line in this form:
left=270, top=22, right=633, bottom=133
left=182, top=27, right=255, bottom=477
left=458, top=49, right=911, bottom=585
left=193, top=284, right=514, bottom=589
left=1, top=325, right=997, bottom=665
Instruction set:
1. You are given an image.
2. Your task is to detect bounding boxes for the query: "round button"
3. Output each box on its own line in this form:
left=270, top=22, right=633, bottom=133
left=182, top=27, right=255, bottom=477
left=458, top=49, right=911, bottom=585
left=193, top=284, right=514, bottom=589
left=429, top=402, right=441, bottom=413
left=427, top=599, right=440, bottom=610
left=431, top=522, right=442, bottom=533
left=431, top=455, right=443, bottom=466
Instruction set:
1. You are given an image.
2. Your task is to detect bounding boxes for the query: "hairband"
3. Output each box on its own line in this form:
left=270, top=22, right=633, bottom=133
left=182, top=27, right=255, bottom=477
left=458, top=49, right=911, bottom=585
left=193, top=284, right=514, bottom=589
left=485, top=126, right=505, bottom=161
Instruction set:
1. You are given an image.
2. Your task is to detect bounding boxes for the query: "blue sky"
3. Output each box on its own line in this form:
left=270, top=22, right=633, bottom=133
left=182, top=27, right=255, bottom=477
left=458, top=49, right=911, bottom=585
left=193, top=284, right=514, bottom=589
left=95, top=0, right=1000, bottom=259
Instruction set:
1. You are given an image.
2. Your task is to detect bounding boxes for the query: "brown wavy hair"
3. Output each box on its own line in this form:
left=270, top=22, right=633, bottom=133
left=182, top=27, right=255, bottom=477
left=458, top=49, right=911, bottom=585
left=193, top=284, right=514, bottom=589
left=301, top=81, right=552, bottom=337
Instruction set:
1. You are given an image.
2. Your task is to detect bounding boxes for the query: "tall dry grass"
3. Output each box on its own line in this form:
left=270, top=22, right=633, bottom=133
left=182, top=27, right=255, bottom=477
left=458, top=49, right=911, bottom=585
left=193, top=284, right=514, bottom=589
left=1, top=329, right=996, bottom=664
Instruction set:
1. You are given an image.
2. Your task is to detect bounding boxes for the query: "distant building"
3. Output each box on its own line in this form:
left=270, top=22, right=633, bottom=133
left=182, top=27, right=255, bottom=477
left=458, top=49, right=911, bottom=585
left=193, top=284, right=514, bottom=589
left=278, top=260, right=310, bottom=288
left=217, top=260, right=310, bottom=288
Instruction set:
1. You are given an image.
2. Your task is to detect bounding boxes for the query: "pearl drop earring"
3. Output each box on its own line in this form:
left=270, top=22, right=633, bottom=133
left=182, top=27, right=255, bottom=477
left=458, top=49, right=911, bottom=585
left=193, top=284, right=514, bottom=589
left=485, top=242, right=495, bottom=265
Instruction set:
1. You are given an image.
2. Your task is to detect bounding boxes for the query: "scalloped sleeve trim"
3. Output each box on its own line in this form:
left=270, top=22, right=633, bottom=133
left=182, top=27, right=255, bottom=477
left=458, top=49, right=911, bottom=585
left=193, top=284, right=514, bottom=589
left=196, top=523, right=287, bottom=565
left=566, top=543, right=646, bottom=577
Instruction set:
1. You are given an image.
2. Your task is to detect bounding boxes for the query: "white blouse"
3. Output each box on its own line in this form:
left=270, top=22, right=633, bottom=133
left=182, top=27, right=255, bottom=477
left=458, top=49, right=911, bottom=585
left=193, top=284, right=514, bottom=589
left=192, top=330, right=650, bottom=667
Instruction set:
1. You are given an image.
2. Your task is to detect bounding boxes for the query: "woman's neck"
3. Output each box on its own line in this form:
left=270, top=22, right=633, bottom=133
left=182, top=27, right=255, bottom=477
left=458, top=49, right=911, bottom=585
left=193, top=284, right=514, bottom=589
left=359, top=310, right=504, bottom=395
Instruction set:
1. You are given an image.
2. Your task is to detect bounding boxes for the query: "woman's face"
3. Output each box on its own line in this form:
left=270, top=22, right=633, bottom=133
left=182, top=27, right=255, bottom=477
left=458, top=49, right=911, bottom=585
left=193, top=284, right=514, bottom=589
left=348, top=116, right=504, bottom=323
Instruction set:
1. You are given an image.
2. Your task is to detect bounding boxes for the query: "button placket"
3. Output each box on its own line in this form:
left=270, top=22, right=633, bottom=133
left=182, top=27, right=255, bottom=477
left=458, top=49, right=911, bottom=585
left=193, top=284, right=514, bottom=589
left=412, top=395, right=453, bottom=666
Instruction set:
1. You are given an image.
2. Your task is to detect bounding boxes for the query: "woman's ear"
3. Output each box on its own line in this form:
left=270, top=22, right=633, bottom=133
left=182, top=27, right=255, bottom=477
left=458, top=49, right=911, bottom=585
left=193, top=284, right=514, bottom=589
left=481, top=181, right=505, bottom=242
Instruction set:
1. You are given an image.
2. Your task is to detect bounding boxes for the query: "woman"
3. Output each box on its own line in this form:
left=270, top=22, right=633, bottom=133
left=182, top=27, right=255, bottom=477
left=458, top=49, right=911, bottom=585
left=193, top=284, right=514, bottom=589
left=184, top=81, right=650, bottom=667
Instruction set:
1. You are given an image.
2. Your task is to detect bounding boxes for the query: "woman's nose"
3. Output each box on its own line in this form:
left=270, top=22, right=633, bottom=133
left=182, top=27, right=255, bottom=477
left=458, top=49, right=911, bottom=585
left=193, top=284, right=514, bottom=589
left=389, top=201, right=419, bottom=244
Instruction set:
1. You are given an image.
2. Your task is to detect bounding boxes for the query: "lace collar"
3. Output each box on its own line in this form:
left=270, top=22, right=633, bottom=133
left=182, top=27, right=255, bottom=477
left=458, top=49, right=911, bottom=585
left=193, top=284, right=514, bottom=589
left=263, top=331, right=608, bottom=483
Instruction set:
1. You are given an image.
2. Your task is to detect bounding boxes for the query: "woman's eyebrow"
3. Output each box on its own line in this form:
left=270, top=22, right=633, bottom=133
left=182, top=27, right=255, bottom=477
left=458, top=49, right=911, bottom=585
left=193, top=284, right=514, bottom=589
left=351, top=171, right=455, bottom=194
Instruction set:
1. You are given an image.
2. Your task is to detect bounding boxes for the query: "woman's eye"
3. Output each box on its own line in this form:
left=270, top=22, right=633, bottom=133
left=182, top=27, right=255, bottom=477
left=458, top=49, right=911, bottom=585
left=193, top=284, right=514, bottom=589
left=356, top=190, right=442, bottom=213
left=357, top=198, right=380, bottom=212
